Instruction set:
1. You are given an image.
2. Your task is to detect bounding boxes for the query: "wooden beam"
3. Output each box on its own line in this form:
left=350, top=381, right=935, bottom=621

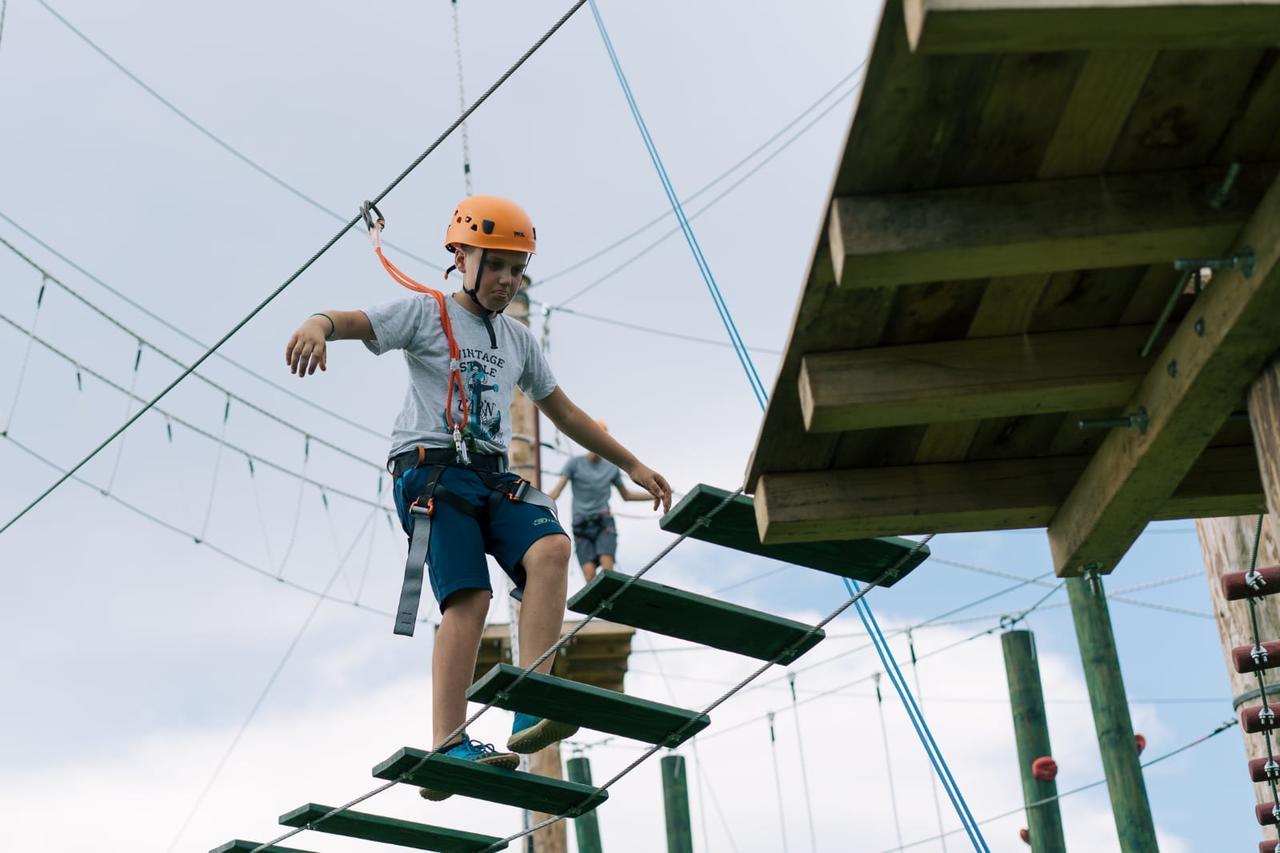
left=800, top=325, right=1158, bottom=433
left=1047, top=172, right=1280, bottom=576
left=754, top=446, right=1262, bottom=544
left=828, top=164, right=1271, bottom=289
left=903, top=0, right=1280, bottom=54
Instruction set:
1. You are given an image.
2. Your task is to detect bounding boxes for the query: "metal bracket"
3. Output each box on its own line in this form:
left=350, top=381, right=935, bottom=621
left=1078, top=407, right=1148, bottom=435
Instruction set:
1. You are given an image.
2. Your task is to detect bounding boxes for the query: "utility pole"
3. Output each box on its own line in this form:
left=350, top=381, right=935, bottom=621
left=1001, top=630, right=1066, bottom=853
left=508, top=289, right=567, bottom=853
left=661, top=754, right=694, bottom=853
left=567, top=755, right=604, bottom=853
left=1196, top=355, right=1280, bottom=837
left=1066, top=573, right=1158, bottom=852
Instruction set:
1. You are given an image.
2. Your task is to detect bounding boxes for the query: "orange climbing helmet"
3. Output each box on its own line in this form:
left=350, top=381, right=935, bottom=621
left=445, top=195, right=537, bottom=256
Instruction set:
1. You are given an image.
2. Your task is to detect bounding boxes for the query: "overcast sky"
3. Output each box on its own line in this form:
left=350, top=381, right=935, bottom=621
left=0, top=1, right=1258, bottom=851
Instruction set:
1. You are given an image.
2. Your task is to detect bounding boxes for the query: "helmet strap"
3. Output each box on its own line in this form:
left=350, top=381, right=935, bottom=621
left=463, top=248, right=499, bottom=349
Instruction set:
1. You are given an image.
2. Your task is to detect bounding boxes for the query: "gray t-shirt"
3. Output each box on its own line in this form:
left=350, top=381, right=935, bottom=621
left=363, top=294, right=557, bottom=459
left=563, top=455, right=624, bottom=523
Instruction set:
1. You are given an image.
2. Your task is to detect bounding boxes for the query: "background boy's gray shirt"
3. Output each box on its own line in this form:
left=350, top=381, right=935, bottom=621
left=563, top=455, right=623, bottom=523
left=362, top=294, right=557, bottom=459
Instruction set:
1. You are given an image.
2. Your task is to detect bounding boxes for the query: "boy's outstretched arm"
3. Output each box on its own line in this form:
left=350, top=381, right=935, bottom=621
left=548, top=475, right=570, bottom=501
left=535, top=388, right=672, bottom=512
left=285, top=310, right=374, bottom=378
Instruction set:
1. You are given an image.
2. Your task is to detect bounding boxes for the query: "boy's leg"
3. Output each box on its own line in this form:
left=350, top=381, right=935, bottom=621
left=516, top=533, right=572, bottom=673
left=581, top=560, right=598, bottom=582
left=597, top=554, right=615, bottom=572
left=431, top=588, right=491, bottom=747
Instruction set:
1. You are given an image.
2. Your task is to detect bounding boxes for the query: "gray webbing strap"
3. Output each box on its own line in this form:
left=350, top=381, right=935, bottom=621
left=396, top=503, right=432, bottom=637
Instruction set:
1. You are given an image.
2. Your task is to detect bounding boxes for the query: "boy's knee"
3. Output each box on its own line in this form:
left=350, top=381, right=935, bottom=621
left=526, top=534, right=572, bottom=570
left=442, top=587, right=490, bottom=618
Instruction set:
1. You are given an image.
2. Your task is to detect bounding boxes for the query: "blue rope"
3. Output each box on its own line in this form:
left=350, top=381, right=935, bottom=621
left=586, top=0, right=768, bottom=409
left=846, top=578, right=990, bottom=851
left=588, top=3, right=988, bottom=849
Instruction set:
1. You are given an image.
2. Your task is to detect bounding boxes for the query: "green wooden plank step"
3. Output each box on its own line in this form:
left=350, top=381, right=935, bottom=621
left=374, top=747, right=606, bottom=816
left=568, top=570, right=824, bottom=664
left=280, top=803, right=506, bottom=851
left=212, top=842, right=318, bottom=853
left=660, top=484, right=928, bottom=585
left=467, top=663, right=710, bottom=747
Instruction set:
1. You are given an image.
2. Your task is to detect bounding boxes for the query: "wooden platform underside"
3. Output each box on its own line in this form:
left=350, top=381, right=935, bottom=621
left=747, top=0, right=1280, bottom=576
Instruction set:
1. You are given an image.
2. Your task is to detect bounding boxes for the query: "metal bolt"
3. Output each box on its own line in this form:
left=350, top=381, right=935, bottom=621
left=1194, top=317, right=1205, bottom=337
left=1208, top=162, right=1241, bottom=209
left=1167, top=360, right=1179, bottom=378
left=1078, top=407, right=1148, bottom=435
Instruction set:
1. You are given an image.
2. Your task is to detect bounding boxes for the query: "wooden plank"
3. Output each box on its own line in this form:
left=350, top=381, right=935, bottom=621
left=828, top=165, right=1270, bottom=289
left=1048, top=173, right=1280, bottom=576
left=903, top=1, right=1280, bottom=53
left=279, top=804, right=505, bottom=851
left=466, top=664, right=710, bottom=747
left=373, top=748, right=606, bottom=817
left=800, top=325, right=1157, bottom=433
left=567, top=571, right=825, bottom=664
left=212, top=843, right=316, bottom=853
left=660, top=484, right=929, bottom=583
left=755, top=446, right=1263, bottom=543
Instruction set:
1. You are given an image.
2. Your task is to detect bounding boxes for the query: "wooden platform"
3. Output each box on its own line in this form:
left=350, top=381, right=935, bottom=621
left=469, top=618, right=634, bottom=693
left=747, top=0, right=1280, bottom=576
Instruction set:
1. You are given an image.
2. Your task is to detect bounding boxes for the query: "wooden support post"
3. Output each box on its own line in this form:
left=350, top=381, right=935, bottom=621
left=1001, top=630, right=1067, bottom=853
left=508, top=290, right=567, bottom=853
left=1066, top=573, right=1157, bottom=851
left=661, top=754, right=694, bottom=853
left=1197, top=355, right=1280, bottom=831
left=566, top=756, right=604, bottom=853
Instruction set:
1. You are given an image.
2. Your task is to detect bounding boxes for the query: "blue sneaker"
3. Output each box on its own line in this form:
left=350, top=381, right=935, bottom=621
left=418, top=735, right=519, bottom=801
left=507, top=712, right=579, bottom=754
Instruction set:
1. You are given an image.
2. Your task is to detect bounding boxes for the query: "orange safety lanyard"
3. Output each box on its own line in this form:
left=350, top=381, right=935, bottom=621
left=363, top=206, right=470, bottom=440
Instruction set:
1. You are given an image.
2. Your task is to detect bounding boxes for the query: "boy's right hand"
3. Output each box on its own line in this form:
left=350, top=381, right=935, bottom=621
left=286, top=316, right=329, bottom=377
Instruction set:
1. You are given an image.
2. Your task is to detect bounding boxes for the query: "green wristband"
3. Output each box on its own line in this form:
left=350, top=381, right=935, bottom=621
left=311, top=312, right=336, bottom=340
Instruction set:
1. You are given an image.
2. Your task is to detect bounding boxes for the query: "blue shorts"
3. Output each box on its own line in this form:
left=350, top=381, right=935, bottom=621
left=393, top=465, right=567, bottom=610
left=571, top=514, right=618, bottom=567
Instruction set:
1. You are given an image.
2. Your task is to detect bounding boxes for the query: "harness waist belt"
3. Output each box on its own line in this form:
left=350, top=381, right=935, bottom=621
left=388, top=446, right=507, bottom=479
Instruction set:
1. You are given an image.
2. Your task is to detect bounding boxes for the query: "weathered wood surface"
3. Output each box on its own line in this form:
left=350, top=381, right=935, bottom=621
left=1197, top=514, right=1280, bottom=826
left=1251, top=358, right=1280, bottom=520
left=828, top=165, right=1269, bottom=289
left=904, top=0, right=1280, bottom=54
left=757, top=445, right=1262, bottom=543
left=799, top=325, right=1157, bottom=432
left=1048, top=172, right=1280, bottom=575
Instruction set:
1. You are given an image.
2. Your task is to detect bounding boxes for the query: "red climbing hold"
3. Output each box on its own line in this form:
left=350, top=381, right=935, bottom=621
left=1249, top=756, right=1280, bottom=783
left=1223, top=566, right=1280, bottom=601
left=1234, top=642, right=1280, bottom=674
left=1031, top=756, right=1058, bottom=782
left=1256, top=800, right=1280, bottom=826
left=1019, top=827, right=1030, bottom=845
left=1135, top=733, right=1146, bottom=755
left=1243, top=706, right=1280, bottom=734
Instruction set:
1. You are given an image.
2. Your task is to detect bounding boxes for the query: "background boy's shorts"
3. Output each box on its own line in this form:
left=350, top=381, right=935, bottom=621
left=571, top=513, right=618, bottom=567
left=393, top=465, right=566, bottom=609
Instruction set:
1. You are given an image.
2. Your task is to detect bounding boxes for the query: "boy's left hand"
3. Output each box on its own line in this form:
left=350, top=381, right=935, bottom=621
left=628, top=464, right=673, bottom=513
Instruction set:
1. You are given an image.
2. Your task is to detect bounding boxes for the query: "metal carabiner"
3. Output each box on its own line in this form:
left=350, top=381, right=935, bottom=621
left=453, top=427, right=471, bottom=466
left=360, top=200, right=385, bottom=232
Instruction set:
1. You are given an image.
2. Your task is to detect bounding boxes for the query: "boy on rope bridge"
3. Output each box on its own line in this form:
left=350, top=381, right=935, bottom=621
left=284, top=195, right=672, bottom=797
left=548, top=421, right=656, bottom=581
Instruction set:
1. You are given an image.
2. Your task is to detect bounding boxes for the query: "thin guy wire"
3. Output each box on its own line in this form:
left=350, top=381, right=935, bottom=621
left=0, top=234, right=388, bottom=467
left=245, top=456, right=278, bottom=568
left=532, top=59, right=865, bottom=288
left=0, top=313, right=391, bottom=511
left=450, top=0, right=473, bottom=196
left=197, top=395, right=232, bottom=542
left=787, top=672, right=819, bottom=852
left=884, top=719, right=1240, bottom=852
left=0, top=212, right=390, bottom=440
left=767, top=712, right=791, bottom=853
left=551, top=76, right=860, bottom=311
left=0, top=0, right=588, bottom=538
left=1, top=275, right=44, bottom=433
left=247, top=483, right=743, bottom=853
left=276, top=438, right=312, bottom=576
left=33, top=0, right=446, bottom=272
left=102, top=341, right=142, bottom=493
left=531, top=300, right=783, bottom=354
left=906, top=630, right=948, bottom=853
left=1244, top=514, right=1280, bottom=810
left=874, top=673, right=906, bottom=853
left=2, top=432, right=427, bottom=622
left=164, top=502, right=381, bottom=852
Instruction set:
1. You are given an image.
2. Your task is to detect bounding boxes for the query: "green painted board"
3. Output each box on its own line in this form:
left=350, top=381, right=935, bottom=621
left=660, top=484, right=928, bottom=585
left=280, top=803, right=506, bottom=851
left=211, top=842, right=317, bottom=853
left=467, top=663, right=710, bottom=747
left=374, top=747, right=606, bottom=816
left=568, top=571, right=825, bottom=665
